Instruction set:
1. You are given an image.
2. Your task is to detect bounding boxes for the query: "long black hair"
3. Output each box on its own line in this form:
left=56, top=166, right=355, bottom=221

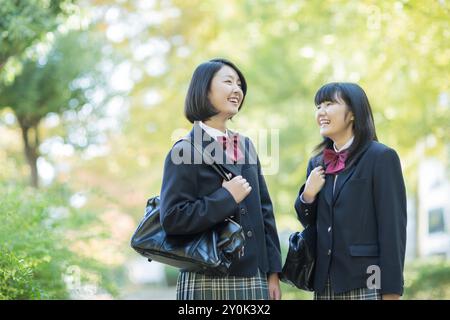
left=313, top=82, right=378, bottom=167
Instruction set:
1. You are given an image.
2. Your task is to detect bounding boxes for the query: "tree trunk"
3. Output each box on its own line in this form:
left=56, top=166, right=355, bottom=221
left=18, top=118, right=40, bottom=188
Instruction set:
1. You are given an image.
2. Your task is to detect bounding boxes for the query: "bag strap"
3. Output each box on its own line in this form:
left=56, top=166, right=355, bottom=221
left=180, top=137, right=242, bottom=254
left=179, top=137, right=231, bottom=182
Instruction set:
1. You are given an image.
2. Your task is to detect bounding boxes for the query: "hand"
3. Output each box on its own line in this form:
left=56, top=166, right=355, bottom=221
left=303, top=166, right=326, bottom=203
left=222, top=175, right=252, bottom=204
left=268, top=273, right=281, bottom=300
left=382, top=294, right=400, bottom=300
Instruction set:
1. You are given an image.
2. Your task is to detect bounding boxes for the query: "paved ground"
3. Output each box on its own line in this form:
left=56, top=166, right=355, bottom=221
left=120, top=285, right=177, bottom=300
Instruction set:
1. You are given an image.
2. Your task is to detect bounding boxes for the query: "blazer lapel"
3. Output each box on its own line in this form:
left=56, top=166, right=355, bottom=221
left=220, top=155, right=242, bottom=178
left=332, top=141, right=373, bottom=204
left=323, top=174, right=334, bottom=208
left=189, top=123, right=241, bottom=177
left=332, top=165, right=357, bottom=203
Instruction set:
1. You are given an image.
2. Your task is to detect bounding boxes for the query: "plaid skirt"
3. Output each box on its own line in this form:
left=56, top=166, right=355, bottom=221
left=176, top=269, right=269, bottom=300
left=314, top=277, right=382, bottom=300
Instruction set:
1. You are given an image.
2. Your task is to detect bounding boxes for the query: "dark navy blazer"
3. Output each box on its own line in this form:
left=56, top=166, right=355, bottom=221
left=295, top=141, right=407, bottom=295
left=160, top=123, right=282, bottom=276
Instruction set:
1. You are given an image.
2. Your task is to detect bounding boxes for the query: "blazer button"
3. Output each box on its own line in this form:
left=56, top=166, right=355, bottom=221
left=328, top=226, right=331, bottom=232
left=240, top=208, right=246, bottom=215
left=246, top=231, right=253, bottom=238
left=327, top=249, right=331, bottom=256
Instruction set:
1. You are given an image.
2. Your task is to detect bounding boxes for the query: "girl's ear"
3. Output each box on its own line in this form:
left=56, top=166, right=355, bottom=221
left=349, top=112, right=355, bottom=121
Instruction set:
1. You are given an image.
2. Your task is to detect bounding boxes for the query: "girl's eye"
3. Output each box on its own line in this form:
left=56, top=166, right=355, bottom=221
left=225, top=80, right=232, bottom=84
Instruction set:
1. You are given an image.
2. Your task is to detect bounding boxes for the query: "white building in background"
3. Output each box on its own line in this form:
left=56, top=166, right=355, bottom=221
left=410, top=158, right=450, bottom=259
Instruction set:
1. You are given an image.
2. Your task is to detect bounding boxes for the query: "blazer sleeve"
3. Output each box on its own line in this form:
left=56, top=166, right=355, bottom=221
left=257, top=157, right=282, bottom=273
left=159, top=142, right=239, bottom=236
left=373, top=148, right=407, bottom=295
left=294, top=158, right=318, bottom=227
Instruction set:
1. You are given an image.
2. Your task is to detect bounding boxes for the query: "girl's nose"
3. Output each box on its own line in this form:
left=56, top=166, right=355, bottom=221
left=233, top=85, right=243, bottom=94
left=316, top=107, right=326, bottom=116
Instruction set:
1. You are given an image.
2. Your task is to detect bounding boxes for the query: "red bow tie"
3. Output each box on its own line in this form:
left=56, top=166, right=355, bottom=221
left=323, top=148, right=349, bottom=174
left=217, top=135, right=244, bottom=163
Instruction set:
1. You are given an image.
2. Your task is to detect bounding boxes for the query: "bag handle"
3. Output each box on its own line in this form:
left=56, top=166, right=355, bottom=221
left=180, top=137, right=231, bottom=182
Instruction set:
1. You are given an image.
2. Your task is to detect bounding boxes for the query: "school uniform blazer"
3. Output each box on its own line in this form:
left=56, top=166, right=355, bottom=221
left=159, top=123, right=282, bottom=277
left=295, top=141, right=407, bottom=295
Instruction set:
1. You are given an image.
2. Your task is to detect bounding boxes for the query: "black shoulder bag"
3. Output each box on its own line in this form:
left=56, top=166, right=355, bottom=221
left=130, top=138, right=245, bottom=276
left=280, top=224, right=316, bottom=291
left=280, top=156, right=321, bottom=291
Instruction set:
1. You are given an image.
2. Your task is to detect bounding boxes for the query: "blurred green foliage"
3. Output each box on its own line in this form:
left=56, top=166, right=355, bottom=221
left=0, top=182, right=117, bottom=299
left=0, top=29, right=114, bottom=188
left=164, top=266, right=179, bottom=287
left=0, top=0, right=73, bottom=67
left=403, top=259, right=450, bottom=299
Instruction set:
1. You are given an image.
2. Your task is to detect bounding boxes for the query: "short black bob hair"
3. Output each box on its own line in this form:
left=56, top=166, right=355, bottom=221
left=184, top=58, right=247, bottom=123
left=313, top=82, right=378, bottom=167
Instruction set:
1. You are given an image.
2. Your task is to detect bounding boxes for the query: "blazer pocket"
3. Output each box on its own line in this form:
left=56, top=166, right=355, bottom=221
left=349, top=244, right=379, bottom=257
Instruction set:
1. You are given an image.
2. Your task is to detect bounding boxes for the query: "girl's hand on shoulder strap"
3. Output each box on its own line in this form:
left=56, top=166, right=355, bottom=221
left=222, top=174, right=251, bottom=204
left=303, top=166, right=326, bottom=203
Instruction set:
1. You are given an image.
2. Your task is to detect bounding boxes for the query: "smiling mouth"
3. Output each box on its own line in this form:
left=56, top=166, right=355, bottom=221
left=319, top=119, right=330, bottom=127
left=228, top=97, right=240, bottom=105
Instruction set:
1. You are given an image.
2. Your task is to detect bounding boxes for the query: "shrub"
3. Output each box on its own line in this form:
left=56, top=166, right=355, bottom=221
left=0, top=182, right=115, bottom=299
left=403, top=259, right=450, bottom=299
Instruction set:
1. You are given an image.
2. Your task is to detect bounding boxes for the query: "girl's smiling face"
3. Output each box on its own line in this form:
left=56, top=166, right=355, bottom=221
left=315, top=93, right=354, bottom=141
left=208, top=65, right=244, bottom=119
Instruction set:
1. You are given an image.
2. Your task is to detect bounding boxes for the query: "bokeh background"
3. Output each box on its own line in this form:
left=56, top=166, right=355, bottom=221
left=1, top=0, right=449, bottom=299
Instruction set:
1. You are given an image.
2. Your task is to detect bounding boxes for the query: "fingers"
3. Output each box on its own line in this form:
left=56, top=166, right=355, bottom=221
left=269, top=287, right=281, bottom=300
left=314, top=166, right=324, bottom=173
left=240, top=179, right=251, bottom=192
left=224, top=175, right=252, bottom=194
left=318, top=171, right=325, bottom=180
left=238, top=177, right=251, bottom=194
left=232, top=176, right=249, bottom=185
left=239, top=178, right=247, bottom=185
left=313, top=166, right=325, bottom=179
left=241, top=179, right=251, bottom=193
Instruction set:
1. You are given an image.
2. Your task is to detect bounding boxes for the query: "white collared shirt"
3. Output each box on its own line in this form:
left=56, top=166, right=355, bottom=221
left=334, top=136, right=354, bottom=153
left=198, top=121, right=228, bottom=141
